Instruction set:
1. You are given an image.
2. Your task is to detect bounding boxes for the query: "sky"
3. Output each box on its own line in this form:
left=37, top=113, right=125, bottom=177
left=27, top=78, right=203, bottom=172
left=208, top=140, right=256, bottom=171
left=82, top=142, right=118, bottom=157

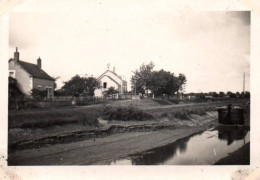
left=9, top=1, right=250, bottom=93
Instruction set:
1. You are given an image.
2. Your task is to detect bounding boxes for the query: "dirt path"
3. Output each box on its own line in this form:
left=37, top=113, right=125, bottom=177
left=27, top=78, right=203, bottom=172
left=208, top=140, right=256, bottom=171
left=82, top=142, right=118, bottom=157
left=8, top=125, right=210, bottom=165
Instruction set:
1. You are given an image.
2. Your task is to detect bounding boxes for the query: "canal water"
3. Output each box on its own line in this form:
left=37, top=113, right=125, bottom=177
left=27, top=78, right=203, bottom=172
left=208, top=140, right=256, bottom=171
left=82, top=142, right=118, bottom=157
left=108, top=126, right=250, bottom=165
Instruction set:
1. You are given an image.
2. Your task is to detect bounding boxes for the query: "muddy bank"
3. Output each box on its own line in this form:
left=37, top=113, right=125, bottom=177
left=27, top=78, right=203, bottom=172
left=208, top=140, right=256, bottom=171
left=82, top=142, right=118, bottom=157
left=8, top=111, right=217, bottom=152
left=8, top=126, right=212, bottom=165
left=215, top=143, right=250, bottom=165
left=8, top=123, right=177, bottom=152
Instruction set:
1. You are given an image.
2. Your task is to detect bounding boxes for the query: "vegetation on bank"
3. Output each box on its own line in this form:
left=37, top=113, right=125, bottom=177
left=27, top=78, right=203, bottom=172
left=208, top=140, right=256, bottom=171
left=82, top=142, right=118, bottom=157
left=8, top=108, right=99, bottom=129
left=151, top=99, right=173, bottom=105
left=102, top=105, right=154, bottom=121
left=158, top=106, right=217, bottom=120
left=101, top=102, right=220, bottom=121
left=8, top=99, right=249, bottom=130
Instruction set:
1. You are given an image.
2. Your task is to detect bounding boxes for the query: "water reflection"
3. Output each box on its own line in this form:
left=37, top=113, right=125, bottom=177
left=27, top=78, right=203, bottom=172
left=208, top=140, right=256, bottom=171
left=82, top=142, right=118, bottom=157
left=218, top=126, right=249, bottom=145
left=109, top=126, right=249, bottom=165
left=129, top=133, right=198, bottom=165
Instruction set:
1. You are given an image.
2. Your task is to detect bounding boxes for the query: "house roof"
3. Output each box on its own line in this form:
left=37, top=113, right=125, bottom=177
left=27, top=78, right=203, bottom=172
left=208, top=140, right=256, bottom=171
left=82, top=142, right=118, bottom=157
left=98, top=70, right=122, bottom=81
left=10, top=59, right=54, bottom=81
left=102, top=75, right=120, bottom=85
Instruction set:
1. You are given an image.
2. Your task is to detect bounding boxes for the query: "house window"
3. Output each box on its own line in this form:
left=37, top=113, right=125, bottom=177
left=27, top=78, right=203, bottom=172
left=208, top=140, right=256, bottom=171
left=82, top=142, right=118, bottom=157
left=103, top=82, right=107, bottom=89
left=9, top=70, right=16, bottom=78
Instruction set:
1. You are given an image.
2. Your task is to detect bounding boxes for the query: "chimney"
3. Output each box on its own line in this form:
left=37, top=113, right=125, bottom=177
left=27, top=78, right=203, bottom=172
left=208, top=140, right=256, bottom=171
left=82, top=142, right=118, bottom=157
left=14, top=47, right=19, bottom=61
left=113, top=66, right=115, bottom=73
left=37, top=57, right=41, bottom=68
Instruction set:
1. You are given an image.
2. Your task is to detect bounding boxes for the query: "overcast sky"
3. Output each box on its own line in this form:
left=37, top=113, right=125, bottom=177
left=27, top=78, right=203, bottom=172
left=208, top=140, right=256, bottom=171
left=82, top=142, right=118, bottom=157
left=9, top=1, right=250, bottom=93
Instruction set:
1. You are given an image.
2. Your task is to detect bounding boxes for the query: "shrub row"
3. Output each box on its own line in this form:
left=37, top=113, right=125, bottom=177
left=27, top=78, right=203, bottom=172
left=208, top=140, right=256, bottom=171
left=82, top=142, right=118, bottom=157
left=102, top=105, right=153, bottom=121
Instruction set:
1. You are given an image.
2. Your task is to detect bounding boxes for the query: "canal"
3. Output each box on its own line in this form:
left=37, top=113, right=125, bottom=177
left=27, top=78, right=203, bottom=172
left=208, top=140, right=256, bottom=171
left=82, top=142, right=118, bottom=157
left=108, top=126, right=250, bottom=165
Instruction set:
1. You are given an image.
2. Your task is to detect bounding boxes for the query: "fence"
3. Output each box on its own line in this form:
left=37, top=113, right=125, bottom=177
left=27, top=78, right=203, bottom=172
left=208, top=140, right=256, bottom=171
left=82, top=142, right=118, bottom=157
left=9, top=94, right=133, bottom=109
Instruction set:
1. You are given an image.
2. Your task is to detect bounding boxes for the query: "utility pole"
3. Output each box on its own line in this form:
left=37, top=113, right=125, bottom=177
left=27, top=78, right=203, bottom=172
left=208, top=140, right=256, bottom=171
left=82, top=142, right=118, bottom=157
left=131, top=83, right=133, bottom=106
left=243, top=72, right=245, bottom=94
left=135, top=80, right=137, bottom=107
left=243, top=72, right=245, bottom=101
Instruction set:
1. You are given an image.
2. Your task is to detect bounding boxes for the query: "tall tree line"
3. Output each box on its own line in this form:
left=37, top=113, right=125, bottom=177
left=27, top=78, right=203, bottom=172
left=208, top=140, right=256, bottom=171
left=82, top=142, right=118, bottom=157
left=131, top=62, right=187, bottom=99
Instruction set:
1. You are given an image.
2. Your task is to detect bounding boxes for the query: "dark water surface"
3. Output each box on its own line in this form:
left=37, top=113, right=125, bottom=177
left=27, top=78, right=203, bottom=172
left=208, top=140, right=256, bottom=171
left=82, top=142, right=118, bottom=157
left=108, top=126, right=250, bottom=165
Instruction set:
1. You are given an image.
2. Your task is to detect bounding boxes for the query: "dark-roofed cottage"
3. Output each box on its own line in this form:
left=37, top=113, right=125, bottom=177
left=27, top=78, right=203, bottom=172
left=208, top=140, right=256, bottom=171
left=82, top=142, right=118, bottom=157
left=8, top=48, right=55, bottom=99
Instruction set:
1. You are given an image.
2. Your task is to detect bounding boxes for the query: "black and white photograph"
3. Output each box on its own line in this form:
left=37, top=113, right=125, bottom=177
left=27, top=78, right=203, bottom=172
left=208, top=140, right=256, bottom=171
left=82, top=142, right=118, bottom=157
left=1, top=0, right=260, bottom=179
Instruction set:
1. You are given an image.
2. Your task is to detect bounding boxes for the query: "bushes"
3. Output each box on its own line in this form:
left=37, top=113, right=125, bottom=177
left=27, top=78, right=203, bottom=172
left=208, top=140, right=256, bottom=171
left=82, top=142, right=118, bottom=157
left=102, top=105, right=153, bottom=121
left=31, top=89, right=47, bottom=101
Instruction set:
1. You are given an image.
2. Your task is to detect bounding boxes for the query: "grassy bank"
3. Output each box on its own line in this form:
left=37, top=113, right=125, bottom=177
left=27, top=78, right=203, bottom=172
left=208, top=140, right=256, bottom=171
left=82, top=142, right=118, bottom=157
left=9, top=100, right=248, bottom=129
left=102, top=105, right=154, bottom=121
left=8, top=107, right=100, bottom=129
left=144, top=104, right=217, bottom=120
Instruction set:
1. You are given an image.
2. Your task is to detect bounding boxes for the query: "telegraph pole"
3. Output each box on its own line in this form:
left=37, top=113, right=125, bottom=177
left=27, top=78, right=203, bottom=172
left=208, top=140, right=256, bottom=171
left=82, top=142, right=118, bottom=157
left=131, top=83, right=133, bottom=106
left=135, top=80, right=137, bottom=107
left=243, top=72, right=245, bottom=94
left=243, top=72, right=246, bottom=101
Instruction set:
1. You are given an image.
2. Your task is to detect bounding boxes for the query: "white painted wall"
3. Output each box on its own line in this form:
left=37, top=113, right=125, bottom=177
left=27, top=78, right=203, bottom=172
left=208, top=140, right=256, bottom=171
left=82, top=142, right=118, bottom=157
left=99, top=75, right=119, bottom=91
left=96, top=70, right=128, bottom=96
left=9, top=60, right=32, bottom=95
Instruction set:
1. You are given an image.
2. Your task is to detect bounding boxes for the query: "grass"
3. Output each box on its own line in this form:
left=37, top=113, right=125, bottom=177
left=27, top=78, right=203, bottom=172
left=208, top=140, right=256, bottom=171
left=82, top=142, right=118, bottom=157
left=151, top=99, right=172, bottom=105
left=168, top=99, right=181, bottom=104
left=147, top=105, right=217, bottom=120
left=102, top=105, right=154, bottom=121
left=9, top=100, right=245, bottom=129
left=8, top=108, right=99, bottom=129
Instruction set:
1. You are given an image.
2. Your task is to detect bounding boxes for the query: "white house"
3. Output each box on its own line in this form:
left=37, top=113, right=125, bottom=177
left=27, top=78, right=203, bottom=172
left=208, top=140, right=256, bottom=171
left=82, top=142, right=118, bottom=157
left=94, top=66, right=127, bottom=98
left=8, top=48, right=55, bottom=99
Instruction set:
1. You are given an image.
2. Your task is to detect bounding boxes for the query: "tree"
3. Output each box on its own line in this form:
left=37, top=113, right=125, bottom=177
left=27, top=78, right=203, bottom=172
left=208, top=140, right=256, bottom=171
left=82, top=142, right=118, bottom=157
left=150, top=69, right=179, bottom=99
left=103, top=87, right=119, bottom=96
left=219, top=92, right=225, bottom=97
left=52, top=76, right=60, bottom=90
left=131, top=62, right=187, bottom=98
left=227, top=91, right=236, bottom=98
left=61, top=75, right=100, bottom=96
left=177, top=73, right=187, bottom=94
left=212, top=92, right=219, bottom=97
left=236, top=92, right=241, bottom=98
left=245, top=91, right=250, bottom=99
left=9, top=77, right=24, bottom=109
left=85, top=77, right=101, bottom=96
left=131, top=62, right=155, bottom=94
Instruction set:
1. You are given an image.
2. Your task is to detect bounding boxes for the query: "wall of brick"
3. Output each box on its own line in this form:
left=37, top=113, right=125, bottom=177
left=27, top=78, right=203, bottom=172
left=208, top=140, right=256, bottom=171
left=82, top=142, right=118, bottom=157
left=33, top=78, right=55, bottom=96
